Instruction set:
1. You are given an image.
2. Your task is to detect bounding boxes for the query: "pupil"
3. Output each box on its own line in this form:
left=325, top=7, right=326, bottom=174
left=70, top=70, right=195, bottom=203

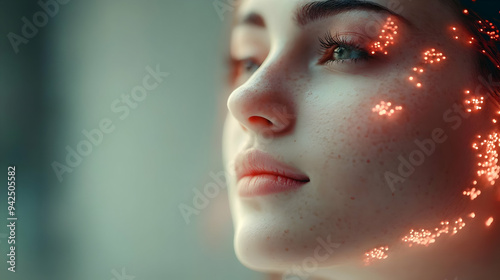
left=334, top=47, right=351, bottom=60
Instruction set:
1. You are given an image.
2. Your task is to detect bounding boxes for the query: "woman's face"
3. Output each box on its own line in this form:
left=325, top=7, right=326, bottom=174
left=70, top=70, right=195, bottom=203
left=222, top=0, right=498, bottom=275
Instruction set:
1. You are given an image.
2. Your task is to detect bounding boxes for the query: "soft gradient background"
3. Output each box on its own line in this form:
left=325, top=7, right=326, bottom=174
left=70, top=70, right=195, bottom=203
left=0, top=1, right=262, bottom=279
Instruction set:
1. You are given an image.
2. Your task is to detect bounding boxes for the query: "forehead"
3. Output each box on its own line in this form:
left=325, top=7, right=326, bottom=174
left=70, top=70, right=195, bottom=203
left=235, top=0, right=458, bottom=32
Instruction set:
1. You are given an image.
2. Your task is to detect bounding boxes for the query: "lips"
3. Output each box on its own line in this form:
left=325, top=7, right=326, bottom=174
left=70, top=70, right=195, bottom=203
left=234, top=149, right=310, bottom=197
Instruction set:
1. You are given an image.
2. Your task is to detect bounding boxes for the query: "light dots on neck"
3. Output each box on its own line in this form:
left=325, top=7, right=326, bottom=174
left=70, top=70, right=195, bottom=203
left=402, top=218, right=466, bottom=247
left=471, top=132, right=500, bottom=186
left=363, top=246, right=389, bottom=266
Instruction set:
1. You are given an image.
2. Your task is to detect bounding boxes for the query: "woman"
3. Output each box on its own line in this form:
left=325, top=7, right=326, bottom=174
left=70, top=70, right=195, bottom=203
left=221, top=0, right=500, bottom=279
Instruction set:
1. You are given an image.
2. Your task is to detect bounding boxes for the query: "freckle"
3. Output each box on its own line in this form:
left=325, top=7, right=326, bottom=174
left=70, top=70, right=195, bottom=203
left=285, top=248, right=289, bottom=251
left=351, top=197, right=356, bottom=200
left=310, top=227, right=314, bottom=231
left=267, top=236, right=270, bottom=240
left=338, top=218, right=342, bottom=222
left=300, top=216, right=303, bottom=219
left=303, top=245, right=308, bottom=249
left=379, top=161, right=385, bottom=165
left=338, top=155, right=342, bottom=159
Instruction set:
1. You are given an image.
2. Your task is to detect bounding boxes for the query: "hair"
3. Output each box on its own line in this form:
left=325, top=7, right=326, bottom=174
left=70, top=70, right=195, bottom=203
left=447, top=0, right=500, bottom=107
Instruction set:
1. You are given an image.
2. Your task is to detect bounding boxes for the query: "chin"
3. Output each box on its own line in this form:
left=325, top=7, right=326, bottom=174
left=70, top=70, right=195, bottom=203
left=233, top=217, right=356, bottom=273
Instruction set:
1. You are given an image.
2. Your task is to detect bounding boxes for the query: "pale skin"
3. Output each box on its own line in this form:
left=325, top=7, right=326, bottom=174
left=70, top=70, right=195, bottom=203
left=222, top=0, right=500, bottom=279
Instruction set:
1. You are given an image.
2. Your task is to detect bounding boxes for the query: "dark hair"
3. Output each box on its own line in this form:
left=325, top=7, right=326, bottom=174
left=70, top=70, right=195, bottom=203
left=449, top=0, right=500, bottom=107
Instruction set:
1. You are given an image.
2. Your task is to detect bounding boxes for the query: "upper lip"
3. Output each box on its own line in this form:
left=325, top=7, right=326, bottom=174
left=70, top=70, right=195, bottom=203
left=234, top=149, right=310, bottom=182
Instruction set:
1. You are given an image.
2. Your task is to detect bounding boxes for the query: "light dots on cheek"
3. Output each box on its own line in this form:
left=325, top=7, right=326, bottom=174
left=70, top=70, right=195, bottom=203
left=363, top=246, right=389, bottom=266
left=371, top=101, right=403, bottom=117
left=369, top=17, right=399, bottom=55
left=423, top=49, right=447, bottom=64
left=407, top=49, right=446, bottom=88
left=464, top=89, right=485, bottom=113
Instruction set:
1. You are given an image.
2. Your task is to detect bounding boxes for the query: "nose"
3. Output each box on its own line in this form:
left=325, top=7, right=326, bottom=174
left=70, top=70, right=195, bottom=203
left=226, top=63, right=297, bottom=137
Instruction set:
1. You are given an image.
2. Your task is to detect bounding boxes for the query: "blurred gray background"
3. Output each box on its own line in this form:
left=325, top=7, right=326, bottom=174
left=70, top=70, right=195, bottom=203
left=0, top=1, right=262, bottom=279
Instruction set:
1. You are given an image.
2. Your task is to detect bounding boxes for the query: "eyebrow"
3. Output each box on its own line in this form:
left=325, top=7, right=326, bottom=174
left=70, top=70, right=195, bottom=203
left=295, top=0, right=412, bottom=27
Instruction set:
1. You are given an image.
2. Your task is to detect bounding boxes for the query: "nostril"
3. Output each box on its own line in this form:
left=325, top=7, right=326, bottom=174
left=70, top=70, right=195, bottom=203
left=248, top=116, right=273, bottom=128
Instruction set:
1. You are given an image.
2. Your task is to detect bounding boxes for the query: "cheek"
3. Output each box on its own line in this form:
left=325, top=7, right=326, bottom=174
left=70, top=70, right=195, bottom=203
left=298, top=61, right=491, bottom=250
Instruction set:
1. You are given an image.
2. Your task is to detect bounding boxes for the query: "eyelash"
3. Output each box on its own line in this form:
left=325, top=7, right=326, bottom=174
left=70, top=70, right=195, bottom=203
left=233, top=32, right=373, bottom=80
left=318, top=32, right=371, bottom=65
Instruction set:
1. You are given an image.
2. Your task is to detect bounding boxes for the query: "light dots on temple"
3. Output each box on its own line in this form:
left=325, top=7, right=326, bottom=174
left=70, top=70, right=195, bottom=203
left=452, top=19, right=500, bottom=69
left=477, top=19, right=500, bottom=41
left=363, top=246, right=389, bottom=265
left=372, top=101, right=403, bottom=117
left=469, top=212, right=476, bottom=218
left=369, top=17, right=399, bottom=55
left=486, top=217, right=494, bottom=227
left=402, top=218, right=466, bottom=247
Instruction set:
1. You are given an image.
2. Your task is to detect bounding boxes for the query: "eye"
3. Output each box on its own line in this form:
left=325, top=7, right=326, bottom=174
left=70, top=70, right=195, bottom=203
left=235, top=58, right=260, bottom=74
left=231, top=57, right=261, bottom=86
left=333, top=46, right=367, bottom=61
left=318, top=33, right=371, bottom=65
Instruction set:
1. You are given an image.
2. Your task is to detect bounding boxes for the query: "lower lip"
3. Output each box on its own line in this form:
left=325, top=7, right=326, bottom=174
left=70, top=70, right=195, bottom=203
left=237, top=174, right=308, bottom=197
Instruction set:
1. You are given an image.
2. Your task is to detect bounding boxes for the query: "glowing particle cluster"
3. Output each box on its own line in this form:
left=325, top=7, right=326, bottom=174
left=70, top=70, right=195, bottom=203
left=451, top=26, right=476, bottom=44
left=451, top=20, right=500, bottom=69
left=407, top=49, right=446, bottom=88
left=486, top=217, right=494, bottom=227
left=463, top=187, right=482, bottom=200
left=363, top=246, right=389, bottom=265
left=477, top=19, right=500, bottom=41
left=472, top=132, right=500, bottom=186
left=423, top=49, right=447, bottom=64
left=402, top=218, right=466, bottom=247
left=463, top=90, right=485, bottom=112
left=372, top=101, right=403, bottom=116
left=369, top=17, right=398, bottom=55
